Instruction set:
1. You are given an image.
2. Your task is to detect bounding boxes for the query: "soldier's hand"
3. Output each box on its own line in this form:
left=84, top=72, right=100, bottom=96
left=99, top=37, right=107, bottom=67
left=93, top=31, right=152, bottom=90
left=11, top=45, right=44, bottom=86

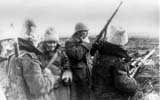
left=90, top=40, right=103, bottom=56
left=48, top=65, right=62, bottom=76
left=82, top=36, right=90, bottom=43
left=62, top=70, right=72, bottom=85
left=43, top=68, right=52, bottom=74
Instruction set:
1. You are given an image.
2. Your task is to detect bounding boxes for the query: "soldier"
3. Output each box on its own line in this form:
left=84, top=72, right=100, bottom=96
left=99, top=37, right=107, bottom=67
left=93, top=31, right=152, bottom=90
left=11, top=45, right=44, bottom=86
left=38, top=27, right=72, bottom=100
left=6, top=31, right=58, bottom=100
left=91, top=26, right=138, bottom=100
left=22, top=18, right=37, bottom=46
left=65, top=22, right=92, bottom=100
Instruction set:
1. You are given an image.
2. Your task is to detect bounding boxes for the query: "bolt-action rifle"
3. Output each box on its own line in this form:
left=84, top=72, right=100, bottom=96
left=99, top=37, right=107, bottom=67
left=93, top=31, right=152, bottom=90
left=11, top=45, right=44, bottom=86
left=13, top=38, right=20, bottom=58
left=90, top=2, right=123, bottom=56
left=95, top=1, right=123, bottom=43
left=130, top=47, right=159, bottom=78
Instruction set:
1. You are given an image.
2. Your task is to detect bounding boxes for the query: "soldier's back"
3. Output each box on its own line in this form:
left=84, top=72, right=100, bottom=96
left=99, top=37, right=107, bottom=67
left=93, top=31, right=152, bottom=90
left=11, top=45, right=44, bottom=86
left=5, top=54, right=28, bottom=100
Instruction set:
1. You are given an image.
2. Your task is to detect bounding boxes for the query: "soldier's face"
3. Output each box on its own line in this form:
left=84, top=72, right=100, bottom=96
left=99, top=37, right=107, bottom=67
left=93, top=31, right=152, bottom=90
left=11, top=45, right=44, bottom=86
left=44, top=41, right=57, bottom=52
left=81, top=31, right=88, bottom=39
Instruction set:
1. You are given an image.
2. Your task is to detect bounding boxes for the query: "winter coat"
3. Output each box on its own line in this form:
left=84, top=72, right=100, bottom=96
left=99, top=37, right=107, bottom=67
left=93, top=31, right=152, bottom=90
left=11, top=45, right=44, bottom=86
left=92, top=42, right=138, bottom=100
left=38, top=43, right=71, bottom=100
left=65, top=36, right=92, bottom=100
left=6, top=50, right=57, bottom=100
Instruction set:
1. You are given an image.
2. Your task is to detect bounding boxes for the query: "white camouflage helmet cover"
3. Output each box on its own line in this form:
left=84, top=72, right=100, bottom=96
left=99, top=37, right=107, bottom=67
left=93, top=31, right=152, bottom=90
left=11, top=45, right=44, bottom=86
left=107, top=25, right=128, bottom=46
left=44, top=27, right=59, bottom=42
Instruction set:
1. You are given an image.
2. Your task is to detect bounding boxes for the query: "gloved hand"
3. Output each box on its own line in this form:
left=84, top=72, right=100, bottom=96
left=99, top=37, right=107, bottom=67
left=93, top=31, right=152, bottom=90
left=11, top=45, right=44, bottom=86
left=82, top=36, right=90, bottom=43
left=61, top=70, right=72, bottom=85
left=48, top=65, right=62, bottom=76
left=93, top=40, right=103, bottom=48
left=43, top=68, right=52, bottom=74
left=90, top=40, right=103, bottom=56
left=44, top=68, right=61, bottom=88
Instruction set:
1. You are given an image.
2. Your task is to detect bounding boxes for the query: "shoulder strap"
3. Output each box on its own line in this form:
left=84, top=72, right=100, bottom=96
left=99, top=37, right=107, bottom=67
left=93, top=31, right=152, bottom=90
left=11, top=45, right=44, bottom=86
left=7, top=54, right=15, bottom=78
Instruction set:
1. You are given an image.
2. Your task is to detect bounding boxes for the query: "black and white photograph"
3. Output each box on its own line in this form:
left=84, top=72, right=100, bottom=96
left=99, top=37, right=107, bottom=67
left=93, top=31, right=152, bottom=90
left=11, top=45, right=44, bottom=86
left=0, top=0, right=159, bottom=100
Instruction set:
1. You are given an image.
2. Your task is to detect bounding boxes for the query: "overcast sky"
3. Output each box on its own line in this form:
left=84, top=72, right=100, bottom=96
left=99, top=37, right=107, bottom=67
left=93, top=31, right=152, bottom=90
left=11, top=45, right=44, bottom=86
left=0, top=0, right=159, bottom=38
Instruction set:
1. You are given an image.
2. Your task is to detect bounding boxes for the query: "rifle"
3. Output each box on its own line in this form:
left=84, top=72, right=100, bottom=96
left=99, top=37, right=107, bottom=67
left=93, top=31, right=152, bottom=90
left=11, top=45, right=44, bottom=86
left=0, top=57, right=8, bottom=63
left=95, top=1, right=123, bottom=43
left=130, top=47, right=159, bottom=78
left=13, top=38, right=20, bottom=58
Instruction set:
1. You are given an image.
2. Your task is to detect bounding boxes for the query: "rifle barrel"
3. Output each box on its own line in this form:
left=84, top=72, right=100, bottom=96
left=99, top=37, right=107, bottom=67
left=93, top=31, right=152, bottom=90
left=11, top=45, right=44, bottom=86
left=103, top=1, right=123, bottom=41
left=96, top=1, right=123, bottom=42
left=130, top=47, right=159, bottom=78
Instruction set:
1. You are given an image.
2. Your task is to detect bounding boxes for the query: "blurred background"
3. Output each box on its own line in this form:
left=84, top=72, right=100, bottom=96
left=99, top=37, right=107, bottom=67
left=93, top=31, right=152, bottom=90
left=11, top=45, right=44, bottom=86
left=0, top=0, right=159, bottom=38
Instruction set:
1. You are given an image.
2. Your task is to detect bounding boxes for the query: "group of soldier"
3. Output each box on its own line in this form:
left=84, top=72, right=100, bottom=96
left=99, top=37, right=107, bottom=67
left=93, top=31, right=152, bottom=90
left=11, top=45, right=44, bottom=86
left=3, top=21, right=138, bottom=100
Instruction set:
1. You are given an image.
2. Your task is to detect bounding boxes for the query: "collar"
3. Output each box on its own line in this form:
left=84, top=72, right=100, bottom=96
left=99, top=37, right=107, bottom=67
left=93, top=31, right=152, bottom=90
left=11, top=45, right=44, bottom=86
left=98, top=42, right=131, bottom=62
